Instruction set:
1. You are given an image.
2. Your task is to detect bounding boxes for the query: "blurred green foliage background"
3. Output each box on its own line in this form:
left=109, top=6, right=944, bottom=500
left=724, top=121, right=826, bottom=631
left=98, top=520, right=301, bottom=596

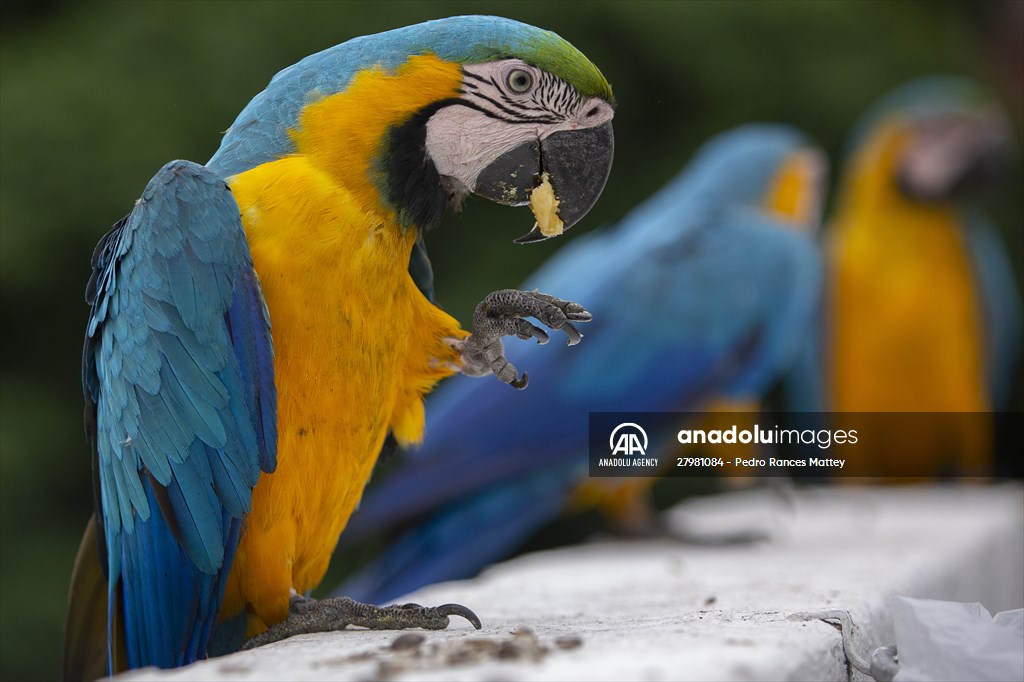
left=1, top=1, right=1021, bottom=679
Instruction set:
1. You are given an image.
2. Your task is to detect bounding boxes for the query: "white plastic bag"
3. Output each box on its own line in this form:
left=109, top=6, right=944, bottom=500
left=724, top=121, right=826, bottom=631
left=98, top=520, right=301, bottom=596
left=892, top=596, right=1023, bottom=682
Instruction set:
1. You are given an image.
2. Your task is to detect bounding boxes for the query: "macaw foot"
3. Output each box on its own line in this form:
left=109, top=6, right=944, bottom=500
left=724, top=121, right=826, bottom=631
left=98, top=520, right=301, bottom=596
left=452, top=289, right=591, bottom=390
left=241, top=595, right=482, bottom=650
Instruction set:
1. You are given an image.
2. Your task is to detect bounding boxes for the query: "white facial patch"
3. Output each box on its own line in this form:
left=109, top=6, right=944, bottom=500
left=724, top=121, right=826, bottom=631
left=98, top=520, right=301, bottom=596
left=423, top=59, right=613, bottom=193
left=900, top=107, right=1010, bottom=198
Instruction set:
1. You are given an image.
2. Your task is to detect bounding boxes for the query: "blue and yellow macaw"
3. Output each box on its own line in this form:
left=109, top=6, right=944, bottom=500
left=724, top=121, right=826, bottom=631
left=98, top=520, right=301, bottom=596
left=62, top=16, right=615, bottom=679
left=333, top=124, right=825, bottom=606
left=787, top=76, right=1021, bottom=477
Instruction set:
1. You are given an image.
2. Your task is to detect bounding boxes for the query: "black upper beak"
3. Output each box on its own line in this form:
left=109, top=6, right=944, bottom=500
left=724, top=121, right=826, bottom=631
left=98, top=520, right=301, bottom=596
left=897, top=111, right=1012, bottom=203
left=472, top=121, right=614, bottom=243
left=947, top=133, right=1011, bottom=197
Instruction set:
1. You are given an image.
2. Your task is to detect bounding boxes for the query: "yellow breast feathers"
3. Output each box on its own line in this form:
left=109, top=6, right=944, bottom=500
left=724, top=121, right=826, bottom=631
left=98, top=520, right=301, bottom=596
left=218, top=55, right=468, bottom=633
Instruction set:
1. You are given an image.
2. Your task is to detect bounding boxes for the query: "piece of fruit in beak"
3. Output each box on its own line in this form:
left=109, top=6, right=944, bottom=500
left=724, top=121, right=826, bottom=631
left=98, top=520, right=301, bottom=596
left=529, top=172, right=564, bottom=238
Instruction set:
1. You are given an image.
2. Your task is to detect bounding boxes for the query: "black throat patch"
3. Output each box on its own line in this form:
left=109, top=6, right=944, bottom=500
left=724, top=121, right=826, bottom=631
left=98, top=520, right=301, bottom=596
left=378, top=100, right=460, bottom=232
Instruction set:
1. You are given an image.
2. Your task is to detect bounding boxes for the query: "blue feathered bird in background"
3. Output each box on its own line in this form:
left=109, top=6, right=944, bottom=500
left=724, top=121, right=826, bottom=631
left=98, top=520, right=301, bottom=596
left=333, top=124, right=827, bottom=605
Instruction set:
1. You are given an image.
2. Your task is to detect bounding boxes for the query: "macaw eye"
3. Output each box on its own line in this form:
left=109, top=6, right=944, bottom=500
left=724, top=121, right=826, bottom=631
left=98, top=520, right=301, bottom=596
left=506, top=69, right=533, bottom=94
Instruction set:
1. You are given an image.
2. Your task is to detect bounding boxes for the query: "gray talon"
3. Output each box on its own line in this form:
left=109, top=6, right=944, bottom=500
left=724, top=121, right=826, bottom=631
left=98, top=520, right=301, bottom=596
left=562, top=323, right=583, bottom=346
left=435, top=603, right=483, bottom=630
left=458, top=288, right=591, bottom=388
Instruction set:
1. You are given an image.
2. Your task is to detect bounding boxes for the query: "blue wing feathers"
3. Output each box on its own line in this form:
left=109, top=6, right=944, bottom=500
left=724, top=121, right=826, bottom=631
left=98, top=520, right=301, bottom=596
left=83, top=160, right=277, bottom=670
left=227, top=267, right=278, bottom=472
left=166, top=446, right=224, bottom=574
left=118, top=480, right=236, bottom=668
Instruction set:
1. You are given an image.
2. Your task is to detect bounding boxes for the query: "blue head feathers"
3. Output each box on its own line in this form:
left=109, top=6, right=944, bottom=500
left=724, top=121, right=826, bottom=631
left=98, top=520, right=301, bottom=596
left=207, top=16, right=611, bottom=178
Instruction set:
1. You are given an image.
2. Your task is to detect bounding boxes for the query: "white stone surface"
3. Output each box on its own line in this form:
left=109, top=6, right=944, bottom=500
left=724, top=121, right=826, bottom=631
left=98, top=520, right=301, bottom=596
left=121, top=484, right=1024, bottom=682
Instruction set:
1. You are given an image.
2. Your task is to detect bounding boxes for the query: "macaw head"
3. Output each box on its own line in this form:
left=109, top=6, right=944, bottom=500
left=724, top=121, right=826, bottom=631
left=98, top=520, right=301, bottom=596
left=845, top=76, right=1013, bottom=205
left=208, top=16, right=615, bottom=242
left=673, top=124, right=827, bottom=231
left=420, top=52, right=615, bottom=242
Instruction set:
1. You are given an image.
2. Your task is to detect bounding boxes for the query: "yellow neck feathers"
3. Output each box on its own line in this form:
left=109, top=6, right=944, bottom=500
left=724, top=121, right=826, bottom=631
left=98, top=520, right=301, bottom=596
left=289, top=55, right=463, bottom=217
left=765, top=151, right=821, bottom=229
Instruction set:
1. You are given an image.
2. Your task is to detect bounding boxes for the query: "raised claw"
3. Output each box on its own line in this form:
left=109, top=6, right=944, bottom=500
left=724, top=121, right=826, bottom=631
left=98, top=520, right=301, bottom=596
left=456, top=288, right=591, bottom=388
left=560, top=321, right=584, bottom=347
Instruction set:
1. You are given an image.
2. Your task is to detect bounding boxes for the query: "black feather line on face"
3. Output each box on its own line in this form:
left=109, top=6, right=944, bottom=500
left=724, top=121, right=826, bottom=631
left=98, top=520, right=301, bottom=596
left=378, top=99, right=458, bottom=233
left=467, top=90, right=561, bottom=124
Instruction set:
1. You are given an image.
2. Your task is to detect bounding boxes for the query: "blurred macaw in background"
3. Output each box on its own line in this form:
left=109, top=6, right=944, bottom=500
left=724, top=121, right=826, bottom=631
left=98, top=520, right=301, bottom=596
left=786, top=76, right=1022, bottom=477
left=62, top=16, right=615, bottom=679
left=333, top=124, right=826, bottom=606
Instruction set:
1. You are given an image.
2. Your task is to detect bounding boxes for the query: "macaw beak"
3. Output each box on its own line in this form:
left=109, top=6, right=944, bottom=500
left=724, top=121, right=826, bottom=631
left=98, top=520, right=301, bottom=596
left=897, top=108, right=1012, bottom=203
left=472, top=121, right=614, bottom=243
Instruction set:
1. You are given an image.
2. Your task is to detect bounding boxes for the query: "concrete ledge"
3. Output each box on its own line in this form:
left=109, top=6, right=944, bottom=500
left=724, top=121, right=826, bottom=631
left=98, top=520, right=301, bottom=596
left=121, top=484, right=1024, bottom=682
